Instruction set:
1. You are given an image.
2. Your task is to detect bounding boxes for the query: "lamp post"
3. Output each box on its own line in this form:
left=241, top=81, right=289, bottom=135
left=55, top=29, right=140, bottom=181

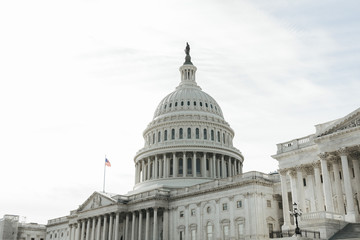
left=289, top=202, right=302, bottom=235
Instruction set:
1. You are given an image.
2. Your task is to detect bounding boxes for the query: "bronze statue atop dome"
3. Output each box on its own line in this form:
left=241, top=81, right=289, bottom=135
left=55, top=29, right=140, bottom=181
left=184, top=42, right=193, bottom=65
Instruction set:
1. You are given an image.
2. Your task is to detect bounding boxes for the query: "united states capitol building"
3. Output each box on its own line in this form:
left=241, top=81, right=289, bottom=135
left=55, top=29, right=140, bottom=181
left=2, top=45, right=359, bottom=240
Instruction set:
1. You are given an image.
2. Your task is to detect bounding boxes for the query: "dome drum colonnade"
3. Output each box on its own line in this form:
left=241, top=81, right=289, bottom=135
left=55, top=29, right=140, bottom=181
left=133, top=43, right=243, bottom=187
left=68, top=207, right=169, bottom=240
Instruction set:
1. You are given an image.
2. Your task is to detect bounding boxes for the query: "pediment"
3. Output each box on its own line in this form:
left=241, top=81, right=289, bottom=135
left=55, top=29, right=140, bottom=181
left=316, top=107, right=360, bottom=137
left=77, top=191, right=117, bottom=212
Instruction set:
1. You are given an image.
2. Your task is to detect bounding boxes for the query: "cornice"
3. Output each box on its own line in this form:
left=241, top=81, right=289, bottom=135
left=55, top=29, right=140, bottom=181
left=135, top=144, right=243, bottom=162
left=315, top=125, right=360, bottom=141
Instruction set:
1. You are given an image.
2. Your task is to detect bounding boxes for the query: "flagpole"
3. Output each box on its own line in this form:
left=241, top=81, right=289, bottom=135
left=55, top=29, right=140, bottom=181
left=103, top=155, right=106, bottom=192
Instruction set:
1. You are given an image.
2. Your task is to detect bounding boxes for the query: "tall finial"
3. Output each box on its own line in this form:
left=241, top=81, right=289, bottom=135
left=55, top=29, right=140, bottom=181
left=184, top=42, right=193, bottom=65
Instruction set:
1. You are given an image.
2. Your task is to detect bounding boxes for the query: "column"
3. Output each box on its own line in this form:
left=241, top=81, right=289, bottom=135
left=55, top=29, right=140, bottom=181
left=183, top=152, right=187, bottom=177
left=319, top=153, right=334, bottom=212
left=80, top=221, right=85, bottom=240
left=108, top=214, right=113, bottom=240
left=331, top=157, right=345, bottom=214
left=124, top=213, right=129, bottom=240
left=279, top=170, right=291, bottom=230
left=163, top=154, right=168, bottom=178
left=145, top=209, right=150, bottom=240
left=69, top=225, right=73, bottom=240
left=351, top=152, right=360, bottom=207
left=114, top=213, right=119, bottom=240
left=173, top=153, right=178, bottom=177
left=221, top=155, right=225, bottom=178
left=163, top=209, right=169, bottom=240
left=153, top=155, right=158, bottom=179
left=138, top=211, right=143, bottom=240
left=147, top=158, right=151, bottom=180
left=86, top=219, right=91, bottom=240
left=75, top=224, right=80, bottom=240
left=210, top=154, right=215, bottom=178
left=159, top=158, right=163, bottom=178
left=141, top=160, right=145, bottom=182
left=288, top=170, right=298, bottom=205
left=313, top=161, right=325, bottom=211
left=338, top=148, right=356, bottom=219
left=131, top=212, right=136, bottom=240
left=193, top=152, right=197, bottom=177
left=135, top=163, right=139, bottom=184
left=296, top=166, right=306, bottom=211
left=91, top=218, right=96, bottom=240
left=153, top=208, right=158, bottom=240
left=102, top=216, right=107, bottom=240
left=305, top=167, right=316, bottom=212
left=96, top=218, right=101, bottom=240
left=217, top=157, right=221, bottom=178
left=227, top=158, right=232, bottom=177
left=202, top=153, right=207, bottom=177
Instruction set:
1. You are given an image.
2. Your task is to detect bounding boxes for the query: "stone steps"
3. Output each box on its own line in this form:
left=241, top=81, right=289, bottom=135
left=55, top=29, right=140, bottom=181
left=330, top=223, right=360, bottom=240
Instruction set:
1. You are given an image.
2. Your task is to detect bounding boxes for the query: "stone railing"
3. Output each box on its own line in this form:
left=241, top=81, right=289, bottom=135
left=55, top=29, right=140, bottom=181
left=47, top=216, right=68, bottom=225
left=300, top=211, right=344, bottom=221
left=124, top=189, right=170, bottom=202
left=276, top=135, right=315, bottom=154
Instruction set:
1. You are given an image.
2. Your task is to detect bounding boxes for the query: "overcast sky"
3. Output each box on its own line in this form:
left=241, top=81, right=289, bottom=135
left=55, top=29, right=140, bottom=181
left=1, top=0, right=359, bottom=224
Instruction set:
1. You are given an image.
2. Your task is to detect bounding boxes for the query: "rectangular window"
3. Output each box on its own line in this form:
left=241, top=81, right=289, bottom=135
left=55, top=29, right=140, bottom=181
left=238, top=223, right=244, bottom=238
left=237, top=200, right=242, bottom=208
left=223, top=225, right=229, bottom=238
left=278, top=202, right=283, bottom=209
left=267, top=200, right=271, bottom=208
left=303, top=178, right=306, bottom=187
left=180, top=231, right=184, bottom=240
left=222, top=203, right=228, bottom=211
left=207, top=225, right=213, bottom=240
left=191, top=209, right=196, bottom=216
left=339, top=171, right=342, bottom=180
left=320, top=174, right=323, bottom=183
left=180, top=211, right=184, bottom=218
left=352, top=167, right=355, bottom=178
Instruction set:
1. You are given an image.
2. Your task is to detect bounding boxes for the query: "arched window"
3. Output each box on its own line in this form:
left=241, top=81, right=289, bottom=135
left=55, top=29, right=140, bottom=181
left=196, top=158, right=201, bottom=174
left=171, top=129, right=175, bottom=139
left=200, top=102, right=203, bottom=107
left=175, top=102, right=178, bottom=107
left=205, top=103, right=208, bottom=108
left=164, top=130, right=168, bottom=141
left=218, top=131, right=221, bottom=142
left=169, top=103, right=172, bottom=108
left=187, top=101, right=190, bottom=106
left=179, top=158, right=183, bottom=174
left=194, top=101, right=196, bottom=106
left=196, top=128, right=200, bottom=139
left=204, top=129, right=207, bottom=140
left=187, top=158, right=192, bottom=174
left=211, top=130, right=214, bottom=141
left=223, top=133, right=226, bottom=143
left=181, top=101, right=184, bottom=106
left=179, top=128, right=183, bottom=139
left=158, top=131, right=161, bottom=142
left=187, top=128, right=191, bottom=139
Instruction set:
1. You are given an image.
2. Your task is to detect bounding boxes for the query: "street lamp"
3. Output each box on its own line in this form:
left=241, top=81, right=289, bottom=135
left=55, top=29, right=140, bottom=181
left=289, top=202, right=302, bottom=235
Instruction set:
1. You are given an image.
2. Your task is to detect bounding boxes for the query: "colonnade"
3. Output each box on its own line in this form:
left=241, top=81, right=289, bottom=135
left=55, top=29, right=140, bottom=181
left=69, top=208, right=168, bottom=240
left=279, top=146, right=360, bottom=228
left=135, top=152, right=243, bottom=183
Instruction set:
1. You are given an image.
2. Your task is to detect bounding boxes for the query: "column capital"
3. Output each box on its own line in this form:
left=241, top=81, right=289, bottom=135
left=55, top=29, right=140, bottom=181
left=278, top=169, right=288, bottom=176
left=287, top=169, right=297, bottom=177
left=311, top=160, right=321, bottom=168
left=337, top=147, right=350, bottom=156
left=349, top=151, right=360, bottom=160
left=304, top=167, right=313, bottom=175
left=318, top=152, right=329, bottom=160
left=328, top=155, right=339, bottom=164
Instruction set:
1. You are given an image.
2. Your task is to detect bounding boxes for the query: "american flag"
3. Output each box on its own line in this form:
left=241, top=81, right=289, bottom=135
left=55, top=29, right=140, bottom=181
left=105, top=158, right=111, bottom=167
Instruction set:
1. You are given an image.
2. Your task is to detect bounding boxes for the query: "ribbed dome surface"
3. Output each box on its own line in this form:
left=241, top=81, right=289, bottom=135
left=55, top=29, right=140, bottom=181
left=153, top=86, right=224, bottom=119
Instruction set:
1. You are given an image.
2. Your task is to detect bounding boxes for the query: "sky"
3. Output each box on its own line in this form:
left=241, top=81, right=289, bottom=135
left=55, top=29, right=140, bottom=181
left=0, top=0, right=359, bottom=224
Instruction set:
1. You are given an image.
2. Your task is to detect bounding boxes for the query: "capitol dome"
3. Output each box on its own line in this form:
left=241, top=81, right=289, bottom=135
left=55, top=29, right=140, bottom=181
left=132, top=44, right=243, bottom=192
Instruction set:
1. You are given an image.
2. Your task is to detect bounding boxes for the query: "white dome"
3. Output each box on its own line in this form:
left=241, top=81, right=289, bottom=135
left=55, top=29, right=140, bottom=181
left=153, top=86, right=224, bottom=120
